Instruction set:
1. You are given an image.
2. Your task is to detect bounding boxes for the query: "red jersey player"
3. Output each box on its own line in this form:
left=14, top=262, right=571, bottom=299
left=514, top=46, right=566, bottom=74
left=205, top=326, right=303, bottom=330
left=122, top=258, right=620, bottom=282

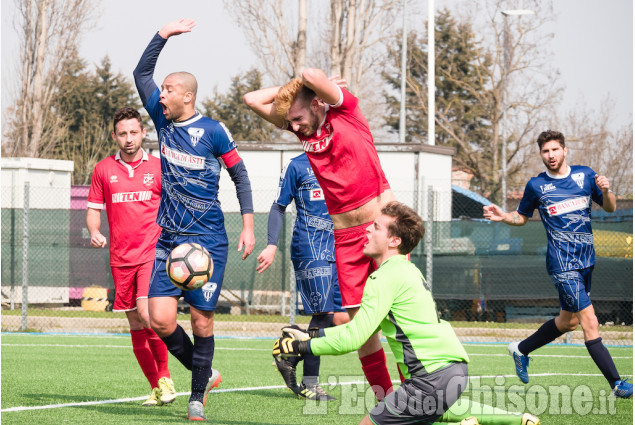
left=244, top=69, right=396, bottom=401
left=86, top=107, right=174, bottom=406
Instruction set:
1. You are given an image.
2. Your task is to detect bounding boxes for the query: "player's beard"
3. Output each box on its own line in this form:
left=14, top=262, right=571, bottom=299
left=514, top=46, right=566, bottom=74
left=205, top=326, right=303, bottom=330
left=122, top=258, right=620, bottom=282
left=543, top=155, right=564, bottom=172
left=305, top=112, right=320, bottom=136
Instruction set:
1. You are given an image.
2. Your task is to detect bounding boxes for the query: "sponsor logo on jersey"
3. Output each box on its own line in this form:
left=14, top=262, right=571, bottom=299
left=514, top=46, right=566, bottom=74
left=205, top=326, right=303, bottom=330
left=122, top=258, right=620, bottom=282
left=161, top=144, right=205, bottom=170
left=110, top=175, right=118, bottom=183
left=143, top=173, right=155, bottom=187
left=310, top=189, right=324, bottom=200
left=112, top=191, right=152, bottom=203
left=546, top=196, right=589, bottom=216
left=187, top=127, right=205, bottom=146
left=572, top=172, right=585, bottom=189
left=540, top=183, right=556, bottom=194
left=302, top=133, right=333, bottom=153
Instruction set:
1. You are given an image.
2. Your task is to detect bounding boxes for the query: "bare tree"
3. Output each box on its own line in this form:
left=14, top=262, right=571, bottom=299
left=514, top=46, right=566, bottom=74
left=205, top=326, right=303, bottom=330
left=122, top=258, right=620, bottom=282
left=536, top=99, right=634, bottom=197
left=3, top=0, right=97, bottom=158
left=444, top=0, right=562, bottom=200
left=329, top=0, right=400, bottom=93
left=226, top=0, right=400, bottom=91
left=224, top=0, right=308, bottom=81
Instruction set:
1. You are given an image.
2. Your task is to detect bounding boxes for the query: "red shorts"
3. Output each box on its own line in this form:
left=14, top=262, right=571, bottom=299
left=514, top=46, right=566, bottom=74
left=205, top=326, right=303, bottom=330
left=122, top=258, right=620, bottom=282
left=110, top=261, right=153, bottom=312
left=334, top=222, right=376, bottom=308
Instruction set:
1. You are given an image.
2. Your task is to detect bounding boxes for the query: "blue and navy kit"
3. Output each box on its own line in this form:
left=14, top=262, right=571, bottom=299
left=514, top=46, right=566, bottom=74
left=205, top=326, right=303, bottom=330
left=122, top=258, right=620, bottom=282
left=517, top=165, right=604, bottom=274
left=273, top=154, right=342, bottom=314
left=134, top=33, right=250, bottom=235
left=275, top=154, right=335, bottom=262
left=134, top=32, right=252, bottom=309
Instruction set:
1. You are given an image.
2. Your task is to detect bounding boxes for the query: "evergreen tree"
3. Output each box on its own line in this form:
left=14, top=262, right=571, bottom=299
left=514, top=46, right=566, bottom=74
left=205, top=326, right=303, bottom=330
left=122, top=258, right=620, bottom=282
left=202, top=69, right=276, bottom=142
left=384, top=9, right=495, bottom=195
left=52, top=55, right=141, bottom=184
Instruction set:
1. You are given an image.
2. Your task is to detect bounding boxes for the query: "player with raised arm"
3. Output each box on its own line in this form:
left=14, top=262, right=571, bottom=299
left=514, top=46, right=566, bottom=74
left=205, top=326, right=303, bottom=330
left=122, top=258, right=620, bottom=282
left=483, top=130, right=632, bottom=398
left=244, top=69, right=395, bottom=401
left=133, top=19, right=256, bottom=420
left=87, top=107, right=174, bottom=407
left=257, top=153, right=349, bottom=400
left=274, top=202, right=541, bottom=425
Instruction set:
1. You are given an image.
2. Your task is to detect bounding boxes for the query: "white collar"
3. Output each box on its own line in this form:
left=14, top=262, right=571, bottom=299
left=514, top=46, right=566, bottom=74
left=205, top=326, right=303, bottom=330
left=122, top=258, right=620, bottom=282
left=173, top=112, right=202, bottom=127
left=316, top=105, right=329, bottom=137
left=115, top=148, right=148, bottom=163
left=546, top=165, right=571, bottom=179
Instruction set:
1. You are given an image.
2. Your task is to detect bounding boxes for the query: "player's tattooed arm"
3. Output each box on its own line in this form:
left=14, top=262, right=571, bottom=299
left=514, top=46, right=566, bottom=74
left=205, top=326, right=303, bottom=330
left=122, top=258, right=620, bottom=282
left=483, top=205, right=527, bottom=226
left=505, top=211, right=528, bottom=226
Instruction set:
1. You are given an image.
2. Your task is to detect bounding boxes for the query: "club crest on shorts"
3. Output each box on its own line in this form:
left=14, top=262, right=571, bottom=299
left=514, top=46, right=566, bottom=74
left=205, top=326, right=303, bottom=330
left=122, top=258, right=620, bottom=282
left=188, top=127, right=205, bottom=146
left=571, top=172, right=584, bottom=189
left=202, top=281, right=218, bottom=302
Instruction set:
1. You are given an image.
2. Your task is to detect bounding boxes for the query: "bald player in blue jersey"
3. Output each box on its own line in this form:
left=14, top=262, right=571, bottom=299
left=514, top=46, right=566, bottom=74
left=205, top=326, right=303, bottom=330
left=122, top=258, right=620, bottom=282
left=256, top=153, right=349, bottom=400
left=134, top=19, right=255, bottom=421
left=484, top=130, right=632, bottom=399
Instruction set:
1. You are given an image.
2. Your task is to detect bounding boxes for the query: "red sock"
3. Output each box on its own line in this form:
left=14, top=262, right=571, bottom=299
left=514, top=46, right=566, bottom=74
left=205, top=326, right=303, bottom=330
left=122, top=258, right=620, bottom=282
left=360, top=348, right=394, bottom=401
left=145, top=327, right=170, bottom=379
left=131, top=329, right=159, bottom=388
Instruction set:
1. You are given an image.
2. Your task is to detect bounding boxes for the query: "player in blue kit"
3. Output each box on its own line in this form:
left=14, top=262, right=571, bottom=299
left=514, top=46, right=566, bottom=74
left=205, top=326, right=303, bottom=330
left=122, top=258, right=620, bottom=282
left=484, top=130, right=632, bottom=398
left=133, top=19, right=256, bottom=420
left=256, top=153, right=349, bottom=400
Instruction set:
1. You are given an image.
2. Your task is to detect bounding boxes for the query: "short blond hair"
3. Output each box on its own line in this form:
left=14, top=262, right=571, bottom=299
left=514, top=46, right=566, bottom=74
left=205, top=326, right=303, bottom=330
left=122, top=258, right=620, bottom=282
left=275, top=78, right=303, bottom=117
left=275, top=78, right=317, bottom=118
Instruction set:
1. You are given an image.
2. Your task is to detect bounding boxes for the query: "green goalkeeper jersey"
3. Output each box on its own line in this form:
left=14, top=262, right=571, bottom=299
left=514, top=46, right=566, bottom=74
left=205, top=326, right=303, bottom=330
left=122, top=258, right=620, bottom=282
left=310, top=254, right=469, bottom=378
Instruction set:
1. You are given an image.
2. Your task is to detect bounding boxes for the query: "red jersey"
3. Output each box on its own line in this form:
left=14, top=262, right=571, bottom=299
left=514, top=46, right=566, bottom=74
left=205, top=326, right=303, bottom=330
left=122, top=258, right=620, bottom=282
left=287, top=88, right=390, bottom=215
left=87, top=150, right=161, bottom=267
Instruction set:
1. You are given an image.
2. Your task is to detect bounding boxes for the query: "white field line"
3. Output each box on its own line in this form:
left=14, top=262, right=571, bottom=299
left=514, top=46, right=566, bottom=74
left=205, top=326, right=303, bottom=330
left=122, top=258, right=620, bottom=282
left=1, top=373, right=613, bottom=413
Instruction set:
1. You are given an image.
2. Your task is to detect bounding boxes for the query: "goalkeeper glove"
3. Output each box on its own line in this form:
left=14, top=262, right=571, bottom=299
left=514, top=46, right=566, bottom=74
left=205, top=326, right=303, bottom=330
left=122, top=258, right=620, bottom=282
left=272, top=336, right=309, bottom=359
left=281, top=324, right=320, bottom=340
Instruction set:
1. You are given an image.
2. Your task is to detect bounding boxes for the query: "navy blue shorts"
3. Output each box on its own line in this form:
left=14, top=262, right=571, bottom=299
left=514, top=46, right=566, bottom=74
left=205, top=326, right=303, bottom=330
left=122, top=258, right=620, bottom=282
left=149, top=230, right=228, bottom=311
left=550, top=267, right=593, bottom=313
left=292, top=260, right=344, bottom=315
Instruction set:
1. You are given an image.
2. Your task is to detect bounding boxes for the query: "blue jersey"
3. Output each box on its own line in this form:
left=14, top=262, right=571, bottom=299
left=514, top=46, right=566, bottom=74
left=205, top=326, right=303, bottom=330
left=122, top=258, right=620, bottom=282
left=146, top=92, right=235, bottom=235
left=275, top=154, right=335, bottom=261
left=134, top=33, right=237, bottom=235
left=517, top=165, right=604, bottom=273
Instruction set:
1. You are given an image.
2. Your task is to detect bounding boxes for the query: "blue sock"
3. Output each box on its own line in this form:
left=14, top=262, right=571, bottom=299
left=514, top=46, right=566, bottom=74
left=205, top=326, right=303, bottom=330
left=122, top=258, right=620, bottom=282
left=585, top=337, right=620, bottom=386
left=190, top=334, right=215, bottom=403
left=160, top=325, right=193, bottom=370
left=518, top=318, right=563, bottom=355
left=302, top=314, right=334, bottom=386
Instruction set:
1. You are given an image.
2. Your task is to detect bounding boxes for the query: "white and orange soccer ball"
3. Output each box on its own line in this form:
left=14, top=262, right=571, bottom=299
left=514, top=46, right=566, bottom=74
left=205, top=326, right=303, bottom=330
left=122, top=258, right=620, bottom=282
left=166, top=243, right=213, bottom=291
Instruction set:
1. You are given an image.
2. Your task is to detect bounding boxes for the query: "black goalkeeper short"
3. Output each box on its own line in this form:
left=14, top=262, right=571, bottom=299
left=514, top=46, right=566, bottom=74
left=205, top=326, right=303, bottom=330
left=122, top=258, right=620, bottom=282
left=369, top=361, right=468, bottom=425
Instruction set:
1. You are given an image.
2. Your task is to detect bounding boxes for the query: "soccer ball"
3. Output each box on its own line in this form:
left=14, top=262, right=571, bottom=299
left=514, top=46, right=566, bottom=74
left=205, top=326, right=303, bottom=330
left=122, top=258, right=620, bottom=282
left=166, top=243, right=213, bottom=291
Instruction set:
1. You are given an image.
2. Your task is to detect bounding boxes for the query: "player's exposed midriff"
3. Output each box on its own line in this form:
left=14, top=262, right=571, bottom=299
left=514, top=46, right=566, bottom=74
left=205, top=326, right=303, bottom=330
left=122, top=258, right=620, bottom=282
left=330, top=188, right=396, bottom=229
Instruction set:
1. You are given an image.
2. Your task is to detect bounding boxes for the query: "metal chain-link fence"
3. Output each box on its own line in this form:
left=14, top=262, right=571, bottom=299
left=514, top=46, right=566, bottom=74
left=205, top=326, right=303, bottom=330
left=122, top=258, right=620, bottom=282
left=2, top=180, right=632, bottom=344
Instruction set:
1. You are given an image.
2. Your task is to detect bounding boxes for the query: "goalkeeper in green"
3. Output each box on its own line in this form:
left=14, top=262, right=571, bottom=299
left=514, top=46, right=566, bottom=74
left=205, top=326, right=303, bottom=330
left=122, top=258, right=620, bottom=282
left=274, top=202, right=539, bottom=425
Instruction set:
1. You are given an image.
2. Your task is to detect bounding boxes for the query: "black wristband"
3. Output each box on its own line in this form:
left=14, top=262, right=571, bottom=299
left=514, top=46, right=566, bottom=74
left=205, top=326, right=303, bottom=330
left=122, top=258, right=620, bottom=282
left=308, top=328, right=320, bottom=338
left=295, top=340, right=310, bottom=355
